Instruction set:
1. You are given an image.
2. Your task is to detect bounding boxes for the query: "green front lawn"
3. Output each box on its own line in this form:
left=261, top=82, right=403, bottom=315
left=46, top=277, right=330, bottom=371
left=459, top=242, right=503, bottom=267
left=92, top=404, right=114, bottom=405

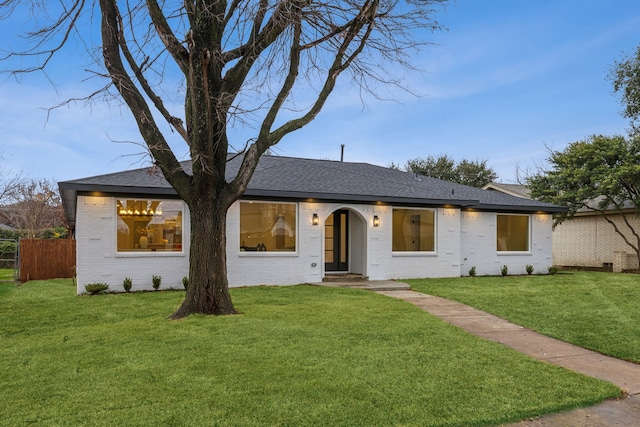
left=0, top=279, right=619, bottom=426
left=408, top=271, right=640, bottom=363
left=0, top=268, right=15, bottom=282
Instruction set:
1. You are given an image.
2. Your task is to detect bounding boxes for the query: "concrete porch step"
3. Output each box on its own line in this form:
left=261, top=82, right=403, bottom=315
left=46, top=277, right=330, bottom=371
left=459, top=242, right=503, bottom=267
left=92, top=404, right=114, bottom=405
left=322, top=273, right=369, bottom=283
left=316, top=280, right=411, bottom=291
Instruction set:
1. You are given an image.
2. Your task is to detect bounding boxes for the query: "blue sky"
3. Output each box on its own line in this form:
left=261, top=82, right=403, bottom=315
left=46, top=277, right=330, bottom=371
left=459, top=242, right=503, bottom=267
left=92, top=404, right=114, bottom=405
left=1, top=0, right=640, bottom=184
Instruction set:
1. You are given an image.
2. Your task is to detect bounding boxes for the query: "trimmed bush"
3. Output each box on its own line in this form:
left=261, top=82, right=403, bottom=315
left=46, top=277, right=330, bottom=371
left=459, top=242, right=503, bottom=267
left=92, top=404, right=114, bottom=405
left=85, top=283, right=109, bottom=295
left=525, top=264, right=534, bottom=275
left=152, top=275, right=161, bottom=291
left=548, top=266, right=559, bottom=275
left=123, top=277, right=132, bottom=292
left=468, top=266, right=476, bottom=277
left=501, top=265, right=508, bottom=276
left=182, top=276, right=189, bottom=290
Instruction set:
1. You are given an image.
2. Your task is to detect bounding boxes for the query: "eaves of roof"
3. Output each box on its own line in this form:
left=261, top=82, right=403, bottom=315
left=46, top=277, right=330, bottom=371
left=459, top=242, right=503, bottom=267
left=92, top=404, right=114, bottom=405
left=463, top=203, right=567, bottom=214
left=242, top=188, right=478, bottom=207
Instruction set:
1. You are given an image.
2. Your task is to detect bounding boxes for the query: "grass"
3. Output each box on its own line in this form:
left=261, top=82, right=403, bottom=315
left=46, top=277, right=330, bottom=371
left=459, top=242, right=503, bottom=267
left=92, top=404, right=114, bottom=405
left=407, top=271, right=640, bottom=363
left=0, top=268, right=15, bottom=282
left=0, top=279, right=620, bottom=426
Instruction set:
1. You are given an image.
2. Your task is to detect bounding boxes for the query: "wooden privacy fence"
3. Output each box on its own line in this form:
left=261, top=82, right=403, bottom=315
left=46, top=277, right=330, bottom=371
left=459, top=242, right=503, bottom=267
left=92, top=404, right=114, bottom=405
left=19, top=239, right=76, bottom=282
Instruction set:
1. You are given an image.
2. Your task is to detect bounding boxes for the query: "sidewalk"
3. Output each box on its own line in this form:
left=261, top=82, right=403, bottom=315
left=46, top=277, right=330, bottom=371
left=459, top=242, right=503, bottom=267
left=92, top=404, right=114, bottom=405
left=376, top=289, right=640, bottom=426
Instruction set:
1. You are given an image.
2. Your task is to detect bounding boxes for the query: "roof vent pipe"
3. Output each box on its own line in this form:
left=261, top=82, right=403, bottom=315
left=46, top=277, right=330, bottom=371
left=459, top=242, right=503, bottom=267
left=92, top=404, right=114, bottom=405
left=340, top=144, right=345, bottom=162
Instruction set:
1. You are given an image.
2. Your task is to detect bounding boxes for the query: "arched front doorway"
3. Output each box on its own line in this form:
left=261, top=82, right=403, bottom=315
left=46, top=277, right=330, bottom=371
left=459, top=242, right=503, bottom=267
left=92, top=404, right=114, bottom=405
left=324, top=208, right=367, bottom=276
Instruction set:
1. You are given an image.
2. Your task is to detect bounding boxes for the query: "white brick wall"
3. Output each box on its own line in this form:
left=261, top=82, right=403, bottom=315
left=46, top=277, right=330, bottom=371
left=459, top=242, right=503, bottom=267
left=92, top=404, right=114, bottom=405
left=226, top=201, right=323, bottom=286
left=75, top=196, right=556, bottom=293
left=460, top=212, right=553, bottom=276
left=76, top=196, right=190, bottom=294
left=368, top=207, right=461, bottom=279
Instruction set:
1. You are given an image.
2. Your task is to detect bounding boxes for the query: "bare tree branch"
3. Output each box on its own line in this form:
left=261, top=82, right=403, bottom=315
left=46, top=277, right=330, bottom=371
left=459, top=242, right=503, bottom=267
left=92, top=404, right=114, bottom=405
left=99, top=0, right=191, bottom=199
left=116, top=2, right=189, bottom=143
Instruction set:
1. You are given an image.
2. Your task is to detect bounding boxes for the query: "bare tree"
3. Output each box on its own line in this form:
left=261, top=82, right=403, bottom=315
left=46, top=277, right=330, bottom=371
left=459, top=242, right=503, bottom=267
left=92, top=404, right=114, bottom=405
left=4, top=179, right=64, bottom=239
left=1, top=0, right=447, bottom=318
left=0, top=156, right=24, bottom=206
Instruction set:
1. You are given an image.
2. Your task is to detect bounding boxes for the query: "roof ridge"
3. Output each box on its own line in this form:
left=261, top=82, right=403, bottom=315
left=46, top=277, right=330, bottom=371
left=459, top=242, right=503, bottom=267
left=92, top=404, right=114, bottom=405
left=319, top=161, right=484, bottom=199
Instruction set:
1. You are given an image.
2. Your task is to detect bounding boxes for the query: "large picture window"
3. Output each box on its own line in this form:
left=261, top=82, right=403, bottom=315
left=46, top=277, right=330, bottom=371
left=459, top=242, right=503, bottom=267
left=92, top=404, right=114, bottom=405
left=240, top=202, right=296, bottom=252
left=392, top=208, right=435, bottom=252
left=497, top=214, right=529, bottom=252
left=117, top=199, right=183, bottom=252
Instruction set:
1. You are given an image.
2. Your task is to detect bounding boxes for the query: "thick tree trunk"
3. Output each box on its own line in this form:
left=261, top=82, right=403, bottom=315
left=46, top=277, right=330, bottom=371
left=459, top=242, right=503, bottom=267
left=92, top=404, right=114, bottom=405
left=170, top=199, right=236, bottom=319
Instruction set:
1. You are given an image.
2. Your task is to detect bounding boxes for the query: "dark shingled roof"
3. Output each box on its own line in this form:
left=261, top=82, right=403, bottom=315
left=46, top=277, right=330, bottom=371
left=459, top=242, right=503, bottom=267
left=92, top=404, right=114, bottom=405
left=59, top=155, right=565, bottom=224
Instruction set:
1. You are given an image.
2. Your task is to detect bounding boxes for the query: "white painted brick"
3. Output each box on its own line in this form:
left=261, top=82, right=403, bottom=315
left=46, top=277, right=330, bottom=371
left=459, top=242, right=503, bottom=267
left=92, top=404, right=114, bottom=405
left=76, top=196, right=189, bottom=294
left=75, top=197, right=556, bottom=294
left=460, top=212, right=553, bottom=276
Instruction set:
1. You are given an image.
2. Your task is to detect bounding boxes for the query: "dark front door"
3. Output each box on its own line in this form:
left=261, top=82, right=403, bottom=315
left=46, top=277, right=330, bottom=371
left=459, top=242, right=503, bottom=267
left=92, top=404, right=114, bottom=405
left=325, top=210, right=348, bottom=272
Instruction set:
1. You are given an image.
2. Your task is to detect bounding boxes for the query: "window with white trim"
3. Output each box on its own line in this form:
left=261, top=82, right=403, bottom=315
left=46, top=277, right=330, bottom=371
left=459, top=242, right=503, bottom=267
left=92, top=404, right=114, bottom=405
left=239, top=202, right=297, bottom=252
left=392, top=208, right=435, bottom=252
left=116, top=199, right=183, bottom=252
left=496, top=214, right=529, bottom=252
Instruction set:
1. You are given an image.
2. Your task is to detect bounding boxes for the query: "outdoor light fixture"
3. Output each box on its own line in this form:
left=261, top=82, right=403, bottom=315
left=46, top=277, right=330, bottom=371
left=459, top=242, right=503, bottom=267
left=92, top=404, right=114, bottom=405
left=373, top=215, right=380, bottom=227
left=312, top=213, right=319, bottom=226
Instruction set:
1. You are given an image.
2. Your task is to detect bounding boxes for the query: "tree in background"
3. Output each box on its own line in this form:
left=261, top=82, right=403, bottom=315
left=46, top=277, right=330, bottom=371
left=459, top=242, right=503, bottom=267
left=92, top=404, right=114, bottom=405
left=609, top=44, right=640, bottom=134
left=0, top=154, right=25, bottom=233
left=403, top=155, right=498, bottom=188
left=527, top=135, right=640, bottom=270
left=4, top=179, right=65, bottom=239
left=455, top=159, right=499, bottom=187
left=406, top=155, right=456, bottom=182
left=1, top=1, right=448, bottom=318
left=0, top=155, right=24, bottom=206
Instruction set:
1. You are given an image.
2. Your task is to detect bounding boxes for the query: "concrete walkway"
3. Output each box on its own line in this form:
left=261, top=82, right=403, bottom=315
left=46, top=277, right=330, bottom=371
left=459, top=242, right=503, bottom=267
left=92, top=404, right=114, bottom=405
left=374, top=288, right=640, bottom=426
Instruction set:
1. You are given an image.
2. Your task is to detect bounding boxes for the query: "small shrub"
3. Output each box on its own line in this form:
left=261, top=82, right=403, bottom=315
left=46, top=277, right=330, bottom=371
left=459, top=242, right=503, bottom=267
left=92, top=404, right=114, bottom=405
left=525, top=264, right=534, bottom=275
left=42, top=226, right=69, bottom=239
left=468, top=266, right=476, bottom=277
left=548, top=266, right=559, bottom=275
left=0, top=228, right=25, bottom=240
left=0, top=240, right=17, bottom=268
left=152, top=275, right=161, bottom=291
left=182, top=276, right=189, bottom=290
left=123, top=277, right=133, bottom=292
left=85, top=283, right=109, bottom=295
left=501, top=265, right=508, bottom=276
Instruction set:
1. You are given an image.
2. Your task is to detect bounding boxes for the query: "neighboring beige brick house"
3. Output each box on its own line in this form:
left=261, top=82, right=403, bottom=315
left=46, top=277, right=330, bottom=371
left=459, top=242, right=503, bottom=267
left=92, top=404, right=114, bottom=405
left=551, top=210, right=640, bottom=272
left=484, top=183, right=640, bottom=272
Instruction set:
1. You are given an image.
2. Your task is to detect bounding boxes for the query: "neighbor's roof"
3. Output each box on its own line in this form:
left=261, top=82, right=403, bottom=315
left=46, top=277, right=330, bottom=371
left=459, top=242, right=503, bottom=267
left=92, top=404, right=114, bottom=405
left=482, top=182, right=531, bottom=199
left=59, top=155, right=565, bottom=224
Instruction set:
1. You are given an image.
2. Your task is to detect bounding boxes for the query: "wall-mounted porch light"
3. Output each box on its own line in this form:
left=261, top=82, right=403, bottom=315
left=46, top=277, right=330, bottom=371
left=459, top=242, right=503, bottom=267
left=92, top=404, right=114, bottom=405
left=373, top=215, right=380, bottom=227
left=312, top=213, right=319, bottom=226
